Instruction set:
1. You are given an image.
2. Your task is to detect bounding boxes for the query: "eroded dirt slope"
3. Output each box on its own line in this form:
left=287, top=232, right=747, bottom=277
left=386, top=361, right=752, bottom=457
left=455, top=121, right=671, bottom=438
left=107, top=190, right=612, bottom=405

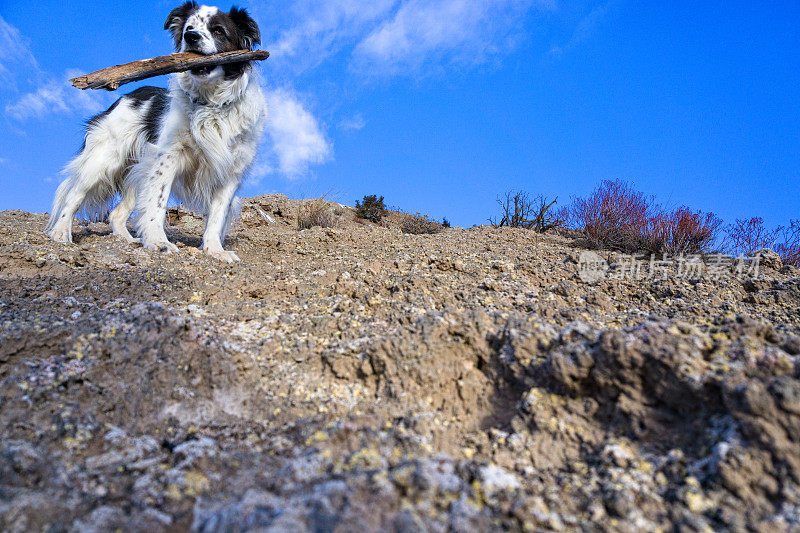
left=1, top=195, right=800, bottom=532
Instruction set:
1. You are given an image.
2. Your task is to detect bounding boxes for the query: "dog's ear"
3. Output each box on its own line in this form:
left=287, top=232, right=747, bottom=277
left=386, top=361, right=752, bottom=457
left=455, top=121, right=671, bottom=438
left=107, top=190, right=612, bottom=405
left=229, top=7, right=261, bottom=50
left=164, top=2, right=197, bottom=49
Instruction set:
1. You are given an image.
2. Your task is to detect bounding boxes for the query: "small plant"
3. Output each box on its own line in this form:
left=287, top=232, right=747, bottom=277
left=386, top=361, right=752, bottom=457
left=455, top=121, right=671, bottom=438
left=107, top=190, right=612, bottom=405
left=400, top=213, right=444, bottom=235
left=490, top=191, right=565, bottom=233
left=442, top=217, right=451, bottom=228
left=354, top=195, right=386, bottom=223
left=297, top=198, right=336, bottom=230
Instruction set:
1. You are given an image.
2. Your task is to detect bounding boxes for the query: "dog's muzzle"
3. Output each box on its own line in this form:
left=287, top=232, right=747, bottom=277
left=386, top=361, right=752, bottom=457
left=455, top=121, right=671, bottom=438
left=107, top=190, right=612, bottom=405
left=184, top=30, right=201, bottom=46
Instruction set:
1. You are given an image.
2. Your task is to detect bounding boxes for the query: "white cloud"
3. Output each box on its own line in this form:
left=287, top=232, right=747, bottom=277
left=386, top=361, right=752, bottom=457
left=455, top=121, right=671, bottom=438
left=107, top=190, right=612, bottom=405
left=264, top=0, right=397, bottom=74
left=6, top=72, right=107, bottom=121
left=260, top=0, right=554, bottom=77
left=262, top=89, right=332, bottom=178
left=339, top=113, right=366, bottom=132
left=352, top=0, right=552, bottom=74
left=0, top=15, right=39, bottom=86
left=1, top=17, right=108, bottom=122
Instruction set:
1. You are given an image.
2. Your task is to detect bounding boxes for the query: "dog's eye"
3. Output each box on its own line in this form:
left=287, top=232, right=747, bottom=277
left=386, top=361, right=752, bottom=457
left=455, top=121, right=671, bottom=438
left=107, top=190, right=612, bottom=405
left=212, top=27, right=226, bottom=37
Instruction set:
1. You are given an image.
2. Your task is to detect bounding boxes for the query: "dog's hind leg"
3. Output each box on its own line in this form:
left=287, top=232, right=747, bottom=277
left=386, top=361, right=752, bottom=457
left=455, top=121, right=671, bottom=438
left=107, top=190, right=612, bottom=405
left=47, top=153, right=115, bottom=244
left=48, top=137, right=128, bottom=244
left=109, top=185, right=139, bottom=243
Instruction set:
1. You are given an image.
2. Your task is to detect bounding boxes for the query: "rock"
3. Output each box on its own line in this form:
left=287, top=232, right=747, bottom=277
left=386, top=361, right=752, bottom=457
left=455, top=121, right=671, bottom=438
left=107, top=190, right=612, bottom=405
left=753, top=249, right=783, bottom=270
left=479, top=464, right=521, bottom=497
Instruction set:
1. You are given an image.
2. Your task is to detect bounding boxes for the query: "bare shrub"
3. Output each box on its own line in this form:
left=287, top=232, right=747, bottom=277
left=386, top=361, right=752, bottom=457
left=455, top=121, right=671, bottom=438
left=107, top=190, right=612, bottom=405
left=490, top=191, right=565, bottom=233
left=530, top=195, right=567, bottom=233
left=568, top=179, right=720, bottom=254
left=776, top=221, right=800, bottom=266
left=400, top=213, right=444, bottom=235
left=354, top=195, right=386, bottom=223
left=297, top=198, right=336, bottom=230
left=722, top=217, right=800, bottom=266
left=722, top=217, right=781, bottom=257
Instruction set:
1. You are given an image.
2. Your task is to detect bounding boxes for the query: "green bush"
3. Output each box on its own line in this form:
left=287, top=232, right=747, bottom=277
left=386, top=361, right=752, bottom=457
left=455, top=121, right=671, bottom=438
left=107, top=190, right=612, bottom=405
left=355, top=195, right=386, bottom=223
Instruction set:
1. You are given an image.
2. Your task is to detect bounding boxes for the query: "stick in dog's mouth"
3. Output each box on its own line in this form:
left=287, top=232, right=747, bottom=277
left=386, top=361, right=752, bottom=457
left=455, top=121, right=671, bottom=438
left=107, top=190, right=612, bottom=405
left=70, top=50, right=269, bottom=91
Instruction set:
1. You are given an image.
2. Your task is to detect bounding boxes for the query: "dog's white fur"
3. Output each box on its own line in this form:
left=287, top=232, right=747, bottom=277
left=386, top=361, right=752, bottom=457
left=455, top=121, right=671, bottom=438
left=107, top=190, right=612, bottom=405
left=47, top=4, right=266, bottom=262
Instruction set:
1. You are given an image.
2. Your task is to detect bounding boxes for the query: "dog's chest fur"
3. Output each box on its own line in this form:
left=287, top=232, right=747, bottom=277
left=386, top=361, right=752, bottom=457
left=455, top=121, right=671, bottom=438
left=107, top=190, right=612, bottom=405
left=167, top=72, right=265, bottom=182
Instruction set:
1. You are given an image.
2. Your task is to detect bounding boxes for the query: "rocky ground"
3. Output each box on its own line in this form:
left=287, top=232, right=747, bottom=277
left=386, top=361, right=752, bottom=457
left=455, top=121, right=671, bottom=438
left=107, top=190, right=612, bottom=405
left=1, top=194, right=799, bottom=532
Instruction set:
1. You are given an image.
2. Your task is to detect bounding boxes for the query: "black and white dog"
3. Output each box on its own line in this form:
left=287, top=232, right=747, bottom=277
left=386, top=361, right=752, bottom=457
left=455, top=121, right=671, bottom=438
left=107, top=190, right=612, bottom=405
left=47, top=2, right=266, bottom=262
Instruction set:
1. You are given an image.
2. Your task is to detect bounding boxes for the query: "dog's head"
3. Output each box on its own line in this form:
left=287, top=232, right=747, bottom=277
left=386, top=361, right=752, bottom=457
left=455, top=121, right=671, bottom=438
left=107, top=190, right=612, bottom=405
left=165, top=3, right=260, bottom=79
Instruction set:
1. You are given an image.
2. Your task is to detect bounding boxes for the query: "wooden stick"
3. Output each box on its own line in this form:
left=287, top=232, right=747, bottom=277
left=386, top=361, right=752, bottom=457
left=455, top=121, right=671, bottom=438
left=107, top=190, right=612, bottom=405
left=70, top=50, right=270, bottom=91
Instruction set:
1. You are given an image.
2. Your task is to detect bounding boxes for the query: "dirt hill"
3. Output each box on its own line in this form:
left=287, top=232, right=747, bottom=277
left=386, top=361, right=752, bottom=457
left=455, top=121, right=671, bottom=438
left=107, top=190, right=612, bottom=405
left=1, top=195, right=799, bottom=532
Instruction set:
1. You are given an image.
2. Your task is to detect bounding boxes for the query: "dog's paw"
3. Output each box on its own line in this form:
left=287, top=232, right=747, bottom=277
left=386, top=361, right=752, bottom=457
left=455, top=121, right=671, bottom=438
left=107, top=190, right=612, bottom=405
left=48, top=226, right=73, bottom=245
left=113, top=231, right=141, bottom=245
left=114, top=233, right=141, bottom=245
left=204, top=248, right=240, bottom=263
left=143, top=240, right=180, bottom=254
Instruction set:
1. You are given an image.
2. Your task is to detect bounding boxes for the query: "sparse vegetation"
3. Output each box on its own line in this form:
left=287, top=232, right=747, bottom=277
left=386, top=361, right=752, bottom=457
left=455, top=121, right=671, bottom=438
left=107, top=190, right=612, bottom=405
left=722, top=217, right=800, bottom=266
left=490, top=190, right=566, bottom=233
left=776, top=221, right=800, bottom=266
left=354, top=195, right=387, bottom=223
left=297, top=198, right=336, bottom=230
left=568, top=179, right=722, bottom=255
left=722, top=217, right=781, bottom=257
left=400, top=213, right=444, bottom=235
left=442, top=217, right=451, bottom=228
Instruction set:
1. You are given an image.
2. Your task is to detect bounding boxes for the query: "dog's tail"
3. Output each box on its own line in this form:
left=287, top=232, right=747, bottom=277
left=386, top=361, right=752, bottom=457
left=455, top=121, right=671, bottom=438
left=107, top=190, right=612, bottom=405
left=46, top=174, right=73, bottom=232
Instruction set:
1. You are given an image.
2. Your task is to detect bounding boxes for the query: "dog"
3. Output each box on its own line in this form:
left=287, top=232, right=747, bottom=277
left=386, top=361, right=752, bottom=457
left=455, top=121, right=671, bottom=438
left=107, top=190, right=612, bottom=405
left=46, top=2, right=266, bottom=262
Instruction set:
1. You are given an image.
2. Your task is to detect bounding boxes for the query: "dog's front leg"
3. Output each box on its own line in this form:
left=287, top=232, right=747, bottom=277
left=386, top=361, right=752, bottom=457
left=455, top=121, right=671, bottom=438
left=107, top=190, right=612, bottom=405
left=202, top=180, right=240, bottom=263
left=136, top=151, right=182, bottom=254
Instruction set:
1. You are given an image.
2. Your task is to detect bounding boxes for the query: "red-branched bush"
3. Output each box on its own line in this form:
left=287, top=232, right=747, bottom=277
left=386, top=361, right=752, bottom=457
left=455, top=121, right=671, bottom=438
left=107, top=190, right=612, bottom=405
left=568, top=179, right=721, bottom=254
left=571, top=180, right=654, bottom=251
left=650, top=208, right=724, bottom=256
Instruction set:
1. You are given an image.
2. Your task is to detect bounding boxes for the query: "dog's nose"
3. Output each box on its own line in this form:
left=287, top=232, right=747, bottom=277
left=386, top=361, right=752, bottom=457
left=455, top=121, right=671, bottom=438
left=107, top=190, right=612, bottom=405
left=184, top=30, right=201, bottom=45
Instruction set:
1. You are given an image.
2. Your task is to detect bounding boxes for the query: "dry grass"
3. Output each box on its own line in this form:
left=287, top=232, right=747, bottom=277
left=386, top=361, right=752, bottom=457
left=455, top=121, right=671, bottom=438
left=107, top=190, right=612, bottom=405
left=400, top=213, right=444, bottom=235
left=568, top=179, right=722, bottom=255
left=297, top=198, right=337, bottom=230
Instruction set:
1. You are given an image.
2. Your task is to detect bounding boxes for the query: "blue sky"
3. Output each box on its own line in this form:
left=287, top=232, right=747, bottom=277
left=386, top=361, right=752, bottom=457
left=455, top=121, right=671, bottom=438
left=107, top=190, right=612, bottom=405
left=0, top=0, right=798, bottom=228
